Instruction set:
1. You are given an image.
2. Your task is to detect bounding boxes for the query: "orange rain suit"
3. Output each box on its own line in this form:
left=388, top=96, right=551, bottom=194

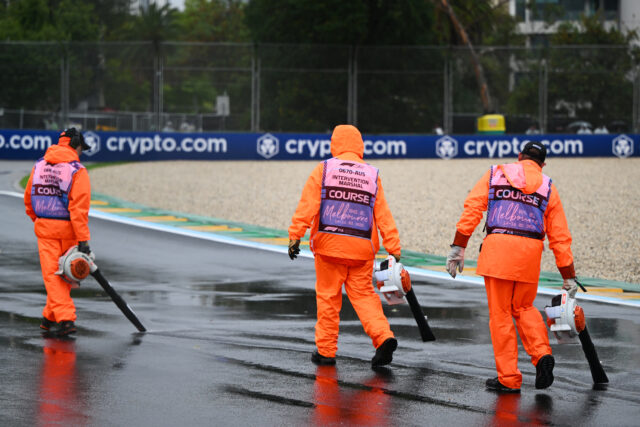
left=289, top=125, right=401, bottom=358
left=24, top=137, right=91, bottom=323
left=453, top=159, right=574, bottom=389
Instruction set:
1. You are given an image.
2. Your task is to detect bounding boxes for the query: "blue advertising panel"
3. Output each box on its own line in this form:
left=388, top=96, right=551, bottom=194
left=0, top=129, right=637, bottom=161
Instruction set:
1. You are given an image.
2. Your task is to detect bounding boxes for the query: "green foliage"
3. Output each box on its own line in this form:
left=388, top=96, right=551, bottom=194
left=547, top=15, right=638, bottom=127
left=119, top=3, right=179, bottom=47
left=0, top=0, right=125, bottom=112
left=246, top=0, right=438, bottom=45
left=505, top=14, right=639, bottom=130
left=245, top=0, right=441, bottom=131
left=552, top=13, right=637, bottom=45
left=178, top=0, right=250, bottom=42
left=1, top=0, right=639, bottom=134
left=431, top=0, right=523, bottom=46
left=245, top=0, right=523, bottom=131
left=0, top=0, right=99, bottom=41
left=0, top=42, right=62, bottom=110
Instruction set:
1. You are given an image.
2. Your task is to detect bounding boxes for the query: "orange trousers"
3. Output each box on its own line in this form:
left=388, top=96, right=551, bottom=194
left=38, top=238, right=77, bottom=322
left=314, top=255, right=394, bottom=358
left=484, top=276, right=551, bottom=389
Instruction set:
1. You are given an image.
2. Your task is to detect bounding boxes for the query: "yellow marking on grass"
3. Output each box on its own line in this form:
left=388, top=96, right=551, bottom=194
left=424, top=264, right=480, bottom=276
left=619, top=294, right=640, bottom=299
left=134, top=215, right=189, bottom=222
left=184, top=225, right=243, bottom=232
left=96, top=207, right=142, bottom=213
left=586, top=290, right=640, bottom=299
left=251, top=237, right=309, bottom=245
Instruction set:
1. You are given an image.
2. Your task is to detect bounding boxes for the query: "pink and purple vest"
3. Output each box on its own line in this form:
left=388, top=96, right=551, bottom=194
left=486, top=163, right=551, bottom=240
left=31, top=158, right=84, bottom=220
left=319, top=158, right=378, bottom=240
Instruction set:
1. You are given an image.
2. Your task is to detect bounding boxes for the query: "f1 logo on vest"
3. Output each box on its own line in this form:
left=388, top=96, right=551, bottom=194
left=436, top=135, right=458, bottom=159
left=612, top=134, right=633, bottom=158
left=257, top=133, right=279, bottom=159
left=82, top=131, right=101, bottom=157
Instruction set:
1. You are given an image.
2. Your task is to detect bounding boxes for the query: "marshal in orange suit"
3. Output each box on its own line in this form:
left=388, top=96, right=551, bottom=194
left=288, top=125, right=402, bottom=368
left=447, top=141, right=578, bottom=393
left=24, top=128, right=93, bottom=337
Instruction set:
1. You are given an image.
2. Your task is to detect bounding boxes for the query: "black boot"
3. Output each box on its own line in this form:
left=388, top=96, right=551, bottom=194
left=57, top=321, right=77, bottom=337
left=39, top=317, right=56, bottom=331
left=311, top=351, right=336, bottom=366
left=371, top=338, right=397, bottom=368
left=485, top=377, right=521, bottom=393
left=535, top=355, right=555, bottom=389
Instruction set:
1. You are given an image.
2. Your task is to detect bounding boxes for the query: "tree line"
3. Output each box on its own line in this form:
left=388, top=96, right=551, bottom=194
left=0, top=0, right=637, bottom=133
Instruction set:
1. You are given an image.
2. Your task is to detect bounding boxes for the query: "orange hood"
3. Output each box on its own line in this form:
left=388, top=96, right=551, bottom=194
left=43, top=138, right=80, bottom=164
left=330, top=125, right=364, bottom=158
left=499, top=159, right=543, bottom=194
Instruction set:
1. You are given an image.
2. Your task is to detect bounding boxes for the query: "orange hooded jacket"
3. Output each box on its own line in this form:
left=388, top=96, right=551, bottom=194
left=289, top=125, right=401, bottom=261
left=24, top=137, right=91, bottom=242
left=453, top=159, right=574, bottom=283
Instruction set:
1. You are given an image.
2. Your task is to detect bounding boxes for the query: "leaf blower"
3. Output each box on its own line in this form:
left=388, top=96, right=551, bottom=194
left=56, top=245, right=146, bottom=332
left=544, top=289, right=608, bottom=386
left=374, top=256, right=435, bottom=342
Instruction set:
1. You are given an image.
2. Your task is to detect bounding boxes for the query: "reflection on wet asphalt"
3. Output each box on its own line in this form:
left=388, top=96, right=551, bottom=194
left=2, top=194, right=640, bottom=426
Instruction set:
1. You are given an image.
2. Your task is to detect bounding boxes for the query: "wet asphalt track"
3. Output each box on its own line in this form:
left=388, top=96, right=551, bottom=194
left=1, top=182, right=640, bottom=425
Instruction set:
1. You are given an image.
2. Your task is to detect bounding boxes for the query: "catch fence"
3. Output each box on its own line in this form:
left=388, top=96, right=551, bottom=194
left=1, top=41, right=637, bottom=134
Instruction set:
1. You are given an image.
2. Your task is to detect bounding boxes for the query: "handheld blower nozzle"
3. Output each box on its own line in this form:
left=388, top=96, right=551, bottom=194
left=55, top=245, right=97, bottom=286
left=375, top=256, right=412, bottom=305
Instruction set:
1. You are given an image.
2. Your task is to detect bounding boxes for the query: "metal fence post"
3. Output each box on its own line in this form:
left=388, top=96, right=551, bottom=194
left=256, top=52, right=261, bottom=132
left=60, top=59, right=65, bottom=129
left=347, top=46, right=352, bottom=124
left=251, top=46, right=256, bottom=132
left=444, top=54, right=453, bottom=134
left=153, top=46, right=163, bottom=132
left=539, top=59, right=548, bottom=133
left=443, top=58, right=449, bottom=134
left=159, top=52, right=164, bottom=131
left=353, top=45, right=358, bottom=127
left=60, top=50, right=70, bottom=129
left=347, top=45, right=359, bottom=126
left=251, top=44, right=261, bottom=132
left=633, top=65, right=639, bottom=133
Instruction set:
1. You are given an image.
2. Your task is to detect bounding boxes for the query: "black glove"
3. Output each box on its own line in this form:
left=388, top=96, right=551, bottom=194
left=288, top=239, right=300, bottom=260
left=78, top=241, right=91, bottom=254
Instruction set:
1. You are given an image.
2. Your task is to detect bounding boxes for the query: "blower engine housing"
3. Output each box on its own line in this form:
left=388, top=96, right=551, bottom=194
left=55, top=245, right=96, bottom=286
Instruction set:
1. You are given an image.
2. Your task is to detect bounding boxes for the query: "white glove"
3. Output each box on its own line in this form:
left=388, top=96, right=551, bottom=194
left=562, top=278, right=578, bottom=298
left=446, top=245, right=465, bottom=278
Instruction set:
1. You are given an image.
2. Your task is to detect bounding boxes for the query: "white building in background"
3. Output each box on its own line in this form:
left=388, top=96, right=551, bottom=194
left=130, top=0, right=185, bottom=13
left=508, top=0, right=640, bottom=45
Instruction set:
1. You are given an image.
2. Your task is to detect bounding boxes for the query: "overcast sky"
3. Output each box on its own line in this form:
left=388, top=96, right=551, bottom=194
left=168, top=0, right=184, bottom=10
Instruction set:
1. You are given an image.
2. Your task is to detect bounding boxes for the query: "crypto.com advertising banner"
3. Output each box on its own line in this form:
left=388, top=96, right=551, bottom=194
left=0, top=129, right=636, bottom=161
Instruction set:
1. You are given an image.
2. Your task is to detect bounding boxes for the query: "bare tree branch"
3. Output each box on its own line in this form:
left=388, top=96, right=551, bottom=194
left=432, top=0, right=494, bottom=113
